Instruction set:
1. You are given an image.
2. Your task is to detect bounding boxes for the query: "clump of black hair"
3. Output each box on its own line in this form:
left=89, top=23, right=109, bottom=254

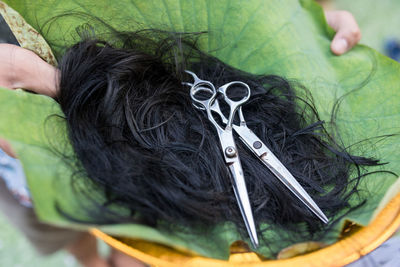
left=56, top=28, right=383, bottom=250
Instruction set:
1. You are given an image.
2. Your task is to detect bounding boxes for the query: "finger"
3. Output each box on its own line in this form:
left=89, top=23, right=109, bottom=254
left=109, top=249, right=146, bottom=267
left=325, top=10, right=362, bottom=55
left=0, top=138, right=17, bottom=158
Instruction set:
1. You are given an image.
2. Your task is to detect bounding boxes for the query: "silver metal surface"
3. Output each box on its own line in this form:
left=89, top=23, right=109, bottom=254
left=206, top=82, right=329, bottom=224
left=184, top=70, right=329, bottom=249
left=235, top=129, right=329, bottom=223
left=225, top=146, right=237, bottom=158
left=185, top=70, right=259, bottom=248
left=228, top=162, right=259, bottom=247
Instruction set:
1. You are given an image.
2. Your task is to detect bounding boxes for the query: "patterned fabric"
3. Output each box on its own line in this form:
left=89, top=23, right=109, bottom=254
left=347, top=236, right=400, bottom=267
left=0, top=1, right=57, bottom=66
left=0, top=148, right=32, bottom=207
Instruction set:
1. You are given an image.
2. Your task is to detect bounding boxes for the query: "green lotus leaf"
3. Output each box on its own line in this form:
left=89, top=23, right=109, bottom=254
left=2, top=0, right=400, bottom=259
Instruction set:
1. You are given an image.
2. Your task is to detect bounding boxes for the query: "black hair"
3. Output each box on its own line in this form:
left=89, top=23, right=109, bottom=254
left=55, top=26, right=387, bottom=252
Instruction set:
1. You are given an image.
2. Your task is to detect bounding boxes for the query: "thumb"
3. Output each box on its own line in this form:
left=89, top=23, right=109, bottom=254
left=331, top=35, right=349, bottom=55
left=325, top=10, right=362, bottom=55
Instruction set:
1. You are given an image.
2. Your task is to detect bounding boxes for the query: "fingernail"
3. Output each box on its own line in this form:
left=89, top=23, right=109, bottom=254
left=332, top=38, right=348, bottom=54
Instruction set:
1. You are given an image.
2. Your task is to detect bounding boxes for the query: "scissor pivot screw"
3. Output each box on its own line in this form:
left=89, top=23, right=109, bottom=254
left=253, top=141, right=262, bottom=149
left=225, top=146, right=237, bottom=158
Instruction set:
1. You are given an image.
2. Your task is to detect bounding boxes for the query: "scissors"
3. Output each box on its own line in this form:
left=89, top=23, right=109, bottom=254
left=184, top=70, right=329, bottom=248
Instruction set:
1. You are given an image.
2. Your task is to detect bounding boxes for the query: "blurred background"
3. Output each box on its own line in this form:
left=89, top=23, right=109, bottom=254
left=321, top=0, right=400, bottom=60
left=1, top=0, right=400, bottom=266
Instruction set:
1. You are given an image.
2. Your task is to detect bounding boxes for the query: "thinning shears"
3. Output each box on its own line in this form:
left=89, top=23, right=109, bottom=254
left=184, top=70, right=328, bottom=248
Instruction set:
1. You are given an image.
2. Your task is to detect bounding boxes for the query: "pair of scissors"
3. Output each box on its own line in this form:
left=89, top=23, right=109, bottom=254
left=184, top=70, right=329, bottom=248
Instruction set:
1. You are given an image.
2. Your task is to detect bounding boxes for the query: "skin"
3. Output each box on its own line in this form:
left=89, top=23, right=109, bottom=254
left=0, top=9, right=361, bottom=267
left=0, top=43, right=58, bottom=97
left=65, top=233, right=110, bottom=267
left=325, top=10, right=362, bottom=55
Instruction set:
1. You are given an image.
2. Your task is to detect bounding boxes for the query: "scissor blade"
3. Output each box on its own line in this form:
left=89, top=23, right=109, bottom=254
left=260, top=152, right=329, bottom=223
left=228, top=162, right=259, bottom=248
left=233, top=126, right=328, bottom=223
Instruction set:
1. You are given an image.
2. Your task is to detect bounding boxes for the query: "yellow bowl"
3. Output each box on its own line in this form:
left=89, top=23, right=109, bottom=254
left=91, top=192, right=400, bottom=267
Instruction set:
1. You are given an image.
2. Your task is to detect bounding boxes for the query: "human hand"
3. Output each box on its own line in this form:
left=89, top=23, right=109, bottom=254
left=109, top=249, right=146, bottom=267
left=0, top=138, right=16, bottom=158
left=66, top=233, right=111, bottom=267
left=0, top=44, right=58, bottom=97
left=324, top=10, right=362, bottom=55
left=0, top=44, right=19, bottom=89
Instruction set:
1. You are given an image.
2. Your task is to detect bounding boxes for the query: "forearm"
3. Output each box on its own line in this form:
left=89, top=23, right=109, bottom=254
left=0, top=44, right=58, bottom=98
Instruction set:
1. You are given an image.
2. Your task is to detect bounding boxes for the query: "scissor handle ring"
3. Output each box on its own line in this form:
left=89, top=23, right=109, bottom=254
left=218, top=81, right=251, bottom=106
left=218, top=81, right=250, bottom=126
left=190, top=81, right=217, bottom=111
left=190, top=86, right=215, bottom=111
